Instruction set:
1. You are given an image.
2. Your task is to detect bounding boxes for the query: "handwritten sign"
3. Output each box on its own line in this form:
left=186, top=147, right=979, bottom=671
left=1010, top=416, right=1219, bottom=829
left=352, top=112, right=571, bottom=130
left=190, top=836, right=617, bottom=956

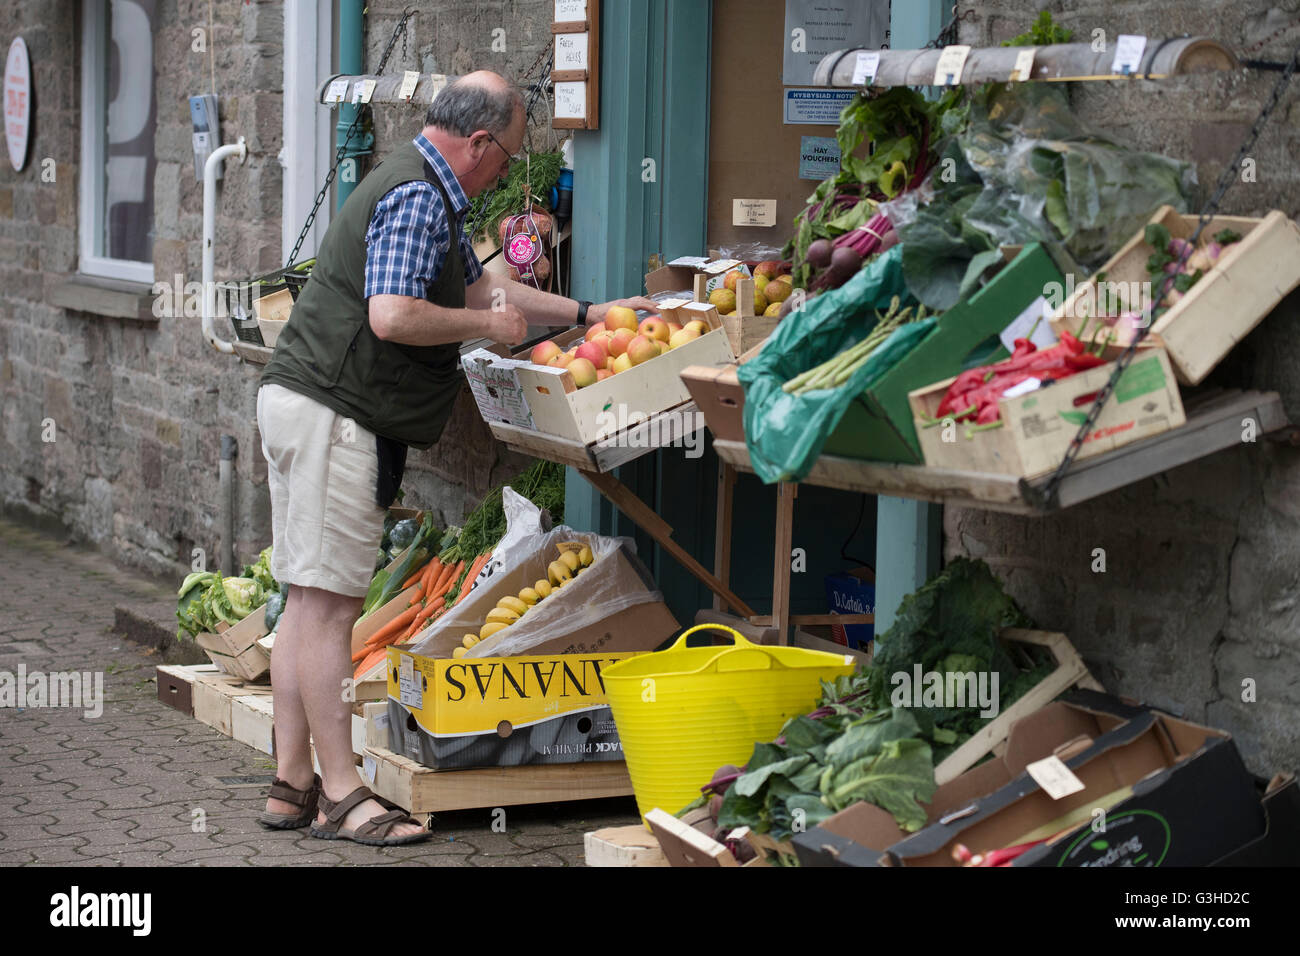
left=1010, top=48, right=1036, bottom=82
left=732, top=199, right=777, bottom=228
left=398, top=70, right=420, bottom=102
left=324, top=78, right=349, bottom=104
left=556, top=32, right=588, bottom=70
left=351, top=78, right=376, bottom=104
left=4, top=37, right=30, bottom=172
left=555, top=0, right=586, bottom=23
left=554, top=81, right=586, bottom=120
left=851, top=50, right=880, bottom=86
left=933, top=45, right=971, bottom=86
left=1112, top=34, right=1147, bottom=75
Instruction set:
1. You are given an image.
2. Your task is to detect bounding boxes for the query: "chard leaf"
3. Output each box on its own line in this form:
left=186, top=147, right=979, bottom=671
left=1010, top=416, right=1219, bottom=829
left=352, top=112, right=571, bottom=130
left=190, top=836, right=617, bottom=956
left=822, top=737, right=937, bottom=832
left=824, top=708, right=922, bottom=768
left=716, top=786, right=765, bottom=831
left=786, top=793, right=836, bottom=830
left=734, top=755, right=810, bottom=798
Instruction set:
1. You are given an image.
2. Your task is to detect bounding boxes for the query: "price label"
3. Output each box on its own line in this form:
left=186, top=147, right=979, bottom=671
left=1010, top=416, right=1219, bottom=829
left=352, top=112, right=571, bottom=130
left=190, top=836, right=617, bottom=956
left=1026, top=755, right=1086, bottom=800
left=851, top=50, right=880, bottom=86
left=1112, top=34, right=1147, bottom=75
left=933, top=45, right=971, bottom=86
left=398, top=70, right=421, bottom=101
left=556, top=32, right=588, bottom=70
left=554, top=81, right=586, bottom=119
left=362, top=754, right=377, bottom=784
left=324, top=78, right=349, bottom=104
left=1010, top=47, right=1036, bottom=82
left=732, top=199, right=777, bottom=227
left=351, top=78, right=376, bottom=104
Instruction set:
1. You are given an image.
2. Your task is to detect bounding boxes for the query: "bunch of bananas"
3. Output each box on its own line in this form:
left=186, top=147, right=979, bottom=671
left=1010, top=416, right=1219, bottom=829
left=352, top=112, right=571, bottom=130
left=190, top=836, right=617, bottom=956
left=453, top=542, right=595, bottom=658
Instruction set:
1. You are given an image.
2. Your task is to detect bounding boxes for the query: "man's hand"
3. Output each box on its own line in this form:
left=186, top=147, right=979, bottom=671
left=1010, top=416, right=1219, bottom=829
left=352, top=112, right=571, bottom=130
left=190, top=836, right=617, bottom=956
left=586, top=297, right=661, bottom=327
left=487, top=304, right=528, bottom=346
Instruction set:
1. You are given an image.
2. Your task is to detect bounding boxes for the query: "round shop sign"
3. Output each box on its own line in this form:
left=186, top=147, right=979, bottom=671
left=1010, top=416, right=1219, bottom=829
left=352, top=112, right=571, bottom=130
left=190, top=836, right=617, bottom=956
left=4, top=37, right=30, bottom=172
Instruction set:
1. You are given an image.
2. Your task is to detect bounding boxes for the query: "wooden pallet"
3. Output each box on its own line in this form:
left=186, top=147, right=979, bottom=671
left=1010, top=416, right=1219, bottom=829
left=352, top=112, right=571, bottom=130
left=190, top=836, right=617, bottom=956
left=360, top=743, right=636, bottom=815
left=584, top=825, right=670, bottom=867
left=157, top=664, right=367, bottom=760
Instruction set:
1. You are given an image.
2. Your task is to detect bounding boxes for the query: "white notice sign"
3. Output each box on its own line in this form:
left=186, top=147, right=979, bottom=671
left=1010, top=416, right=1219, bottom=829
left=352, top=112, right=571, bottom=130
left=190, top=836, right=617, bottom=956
left=554, top=81, right=586, bottom=120
left=782, top=0, right=889, bottom=86
left=324, top=78, right=349, bottom=104
left=1112, top=34, right=1147, bottom=75
left=1025, top=755, right=1086, bottom=800
left=398, top=70, right=420, bottom=101
left=732, top=199, right=778, bottom=228
left=556, top=32, right=588, bottom=70
left=554, top=0, right=586, bottom=24
left=851, top=50, right=880, bottom=85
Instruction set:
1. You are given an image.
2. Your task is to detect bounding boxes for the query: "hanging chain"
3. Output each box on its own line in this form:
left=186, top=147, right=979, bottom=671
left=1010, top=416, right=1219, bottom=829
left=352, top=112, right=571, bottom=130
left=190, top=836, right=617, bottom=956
left=1030, top=41, right=1300, bottom=511
left=283, top=7, right=418, bottom=270
left=927, top=7, right=975, bottom=49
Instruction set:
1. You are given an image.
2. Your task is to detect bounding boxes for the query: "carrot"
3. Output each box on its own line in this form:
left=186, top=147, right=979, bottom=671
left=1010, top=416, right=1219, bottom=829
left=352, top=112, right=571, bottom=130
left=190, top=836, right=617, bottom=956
left=454, top=552, right=492, bottom=607
left=420, top=558, right=443, bottom=595
left=354, top=648, right=386, bottom=680
left=431, top=558, right=458, bottom=596
left=364, top=604, right=419, bottom=647
left=401, top=560, right=429, bottom=591
left=351, top=645, right=371, bottom=663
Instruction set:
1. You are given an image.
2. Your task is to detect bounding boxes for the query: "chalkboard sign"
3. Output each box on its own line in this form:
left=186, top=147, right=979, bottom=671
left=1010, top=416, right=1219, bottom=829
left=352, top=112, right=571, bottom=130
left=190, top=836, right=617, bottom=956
left=551, top=0, right=598, bottom=129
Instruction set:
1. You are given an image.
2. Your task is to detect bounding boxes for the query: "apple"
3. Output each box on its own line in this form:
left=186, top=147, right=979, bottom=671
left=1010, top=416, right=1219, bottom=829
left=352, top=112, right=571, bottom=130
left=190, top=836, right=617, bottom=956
left=584, top=321, right=607, bottom=342
left=547, top=352, right=573, bottom=369
left=684, top=319, right=709, bottom=336
left=574, top=339, right=609, bottom=368
left=667, top=321, right=683, bottom=334
left=596, top=368, right=613, bottom=381
left=655, top=340, right=669, bottom=355
left=606, top=327, right=636, bottom=358
left=531, top=340, right=562, bottom=366
left=626, top=334, right=658, bottom=366
left=606, top=355, right=615, bottom=370
left=604, top=305, right=639, bottom=333
left=612, top=352, right=633, bottom=373
left=754, top=260, right=782, bottom=280
left=668, top=327, right=701, bottom=349
left=639, top=317, right=670, bottom=343
left=723, top=269, right=747, bottom=293
left=568, top=357, right=598, bottom=387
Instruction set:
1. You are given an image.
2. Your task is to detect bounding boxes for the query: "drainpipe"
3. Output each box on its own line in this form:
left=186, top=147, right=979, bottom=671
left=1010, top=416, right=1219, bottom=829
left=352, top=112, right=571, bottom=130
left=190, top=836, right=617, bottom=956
left=220, top=435, right=238, bottom=576
left=336, top=0, right=371, bottom=209
left=201, top=137, right=247, bottom=354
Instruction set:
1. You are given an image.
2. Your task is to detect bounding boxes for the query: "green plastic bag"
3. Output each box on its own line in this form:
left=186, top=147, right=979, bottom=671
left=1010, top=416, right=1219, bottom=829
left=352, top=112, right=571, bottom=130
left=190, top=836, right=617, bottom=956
left=738, top=247, right=934, bottom=484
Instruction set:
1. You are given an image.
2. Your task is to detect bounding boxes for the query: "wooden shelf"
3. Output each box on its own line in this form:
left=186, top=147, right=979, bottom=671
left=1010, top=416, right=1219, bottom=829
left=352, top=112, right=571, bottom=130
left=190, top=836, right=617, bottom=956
left=713, top=389, right=1288, bottom=515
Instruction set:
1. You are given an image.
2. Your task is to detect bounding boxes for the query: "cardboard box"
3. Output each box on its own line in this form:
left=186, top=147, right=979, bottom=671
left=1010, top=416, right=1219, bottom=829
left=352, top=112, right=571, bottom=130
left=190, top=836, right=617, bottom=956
left=384, top=645, right=640, bottom=769
left=823, top=568, right=875, bottom=649
left=1046, top=206, right=1300, bottom=385
left=1212, top=774, right=1300, bottom=867
left=409, top=536, right=680, bottom=661
left=194, top=611, right=271, bottom=682
left=911, top=348, right=1186, bottom=478
left=821, top=243, right=1064, bottom=465
left=462, top=318, right=736, bottom=446
left=793, top=692, right=1266, bottom=868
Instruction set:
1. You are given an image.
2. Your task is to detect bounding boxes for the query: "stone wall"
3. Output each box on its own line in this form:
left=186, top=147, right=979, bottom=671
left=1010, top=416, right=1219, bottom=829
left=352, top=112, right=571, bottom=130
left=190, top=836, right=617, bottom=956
left=951, top=1, right=1300, bottom=773
left=0, top=0, right=553, bottom=583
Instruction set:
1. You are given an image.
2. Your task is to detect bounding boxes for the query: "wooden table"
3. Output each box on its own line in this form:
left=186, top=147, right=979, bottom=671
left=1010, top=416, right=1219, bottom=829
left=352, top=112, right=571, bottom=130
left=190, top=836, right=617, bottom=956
left=489, top=407, right=874, bottom=644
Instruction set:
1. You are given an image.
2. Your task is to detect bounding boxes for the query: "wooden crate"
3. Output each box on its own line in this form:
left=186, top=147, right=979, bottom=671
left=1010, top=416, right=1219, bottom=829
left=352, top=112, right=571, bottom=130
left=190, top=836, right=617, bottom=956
left=191, top=668, right=274, bottom=740
left=680, top=342, right=768, bottom=444
left=1047, top=206, right=1300, bottom=385
left=584, top=825, right=670, bottom=867
left=934, top=628, right=1103, bottom=785
left=256, top=318, right=286, bottom=348
left=253, top=287, right=293, bottom=322
left=361, top=743, right=635, bottom=814
left=194, top=608, right=271, bottom=682
left=155, top=663, right=217, bottom=716
left=910, top=349, right=1186, bottom=478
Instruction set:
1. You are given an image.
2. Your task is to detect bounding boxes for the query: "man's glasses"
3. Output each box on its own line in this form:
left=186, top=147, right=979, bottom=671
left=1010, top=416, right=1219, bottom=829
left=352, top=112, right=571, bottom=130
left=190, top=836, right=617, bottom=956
left=486, top=132, right=522, bottom=167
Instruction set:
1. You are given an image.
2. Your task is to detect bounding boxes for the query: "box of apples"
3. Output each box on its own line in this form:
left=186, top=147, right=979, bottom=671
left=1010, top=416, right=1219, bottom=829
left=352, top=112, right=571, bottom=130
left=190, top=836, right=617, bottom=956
left=463, top=302, right=737, bottom=446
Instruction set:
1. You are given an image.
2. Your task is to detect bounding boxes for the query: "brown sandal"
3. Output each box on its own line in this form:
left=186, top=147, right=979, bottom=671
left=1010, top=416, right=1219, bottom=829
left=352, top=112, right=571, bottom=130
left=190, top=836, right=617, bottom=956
left=258, top=774, right=322, bottom=830
left=310, top=785, right=432, bottom=846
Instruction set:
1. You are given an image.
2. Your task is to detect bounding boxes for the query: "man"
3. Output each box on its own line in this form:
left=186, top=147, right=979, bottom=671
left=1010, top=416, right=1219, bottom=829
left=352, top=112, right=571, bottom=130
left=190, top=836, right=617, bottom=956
left=255, top=71, right=656, bottom=845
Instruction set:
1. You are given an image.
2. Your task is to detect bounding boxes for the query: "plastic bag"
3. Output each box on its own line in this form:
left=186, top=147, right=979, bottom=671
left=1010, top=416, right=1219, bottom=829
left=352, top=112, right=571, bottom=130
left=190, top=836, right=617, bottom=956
left=408, top=529, right=665, bottom=659
left=737, top=246, right=935, bottom=484
left=466, top=488, right=547, bottom=593
left=712, top=242, right=786, bottom=264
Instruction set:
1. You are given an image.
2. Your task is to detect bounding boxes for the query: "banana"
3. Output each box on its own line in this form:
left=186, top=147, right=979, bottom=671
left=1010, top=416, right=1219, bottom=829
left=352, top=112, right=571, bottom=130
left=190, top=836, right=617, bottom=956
left=518, top=587, right=541, bottom=606
left=558, top=550, right=581, bottom=573
left=480, top=621, right=509, bottom=641
left=578, top=545, right=594, bottom=567
left=486, top=606, right=520, bottom=626
left=497, top=596, right=529, bottom=617
left=534, top=579, right=553, bottom=598
left=548, top=561, right=573, bottom=587
left=452, top=646, right=468, bottom=658
left=461, top=633, right=479, bottom=649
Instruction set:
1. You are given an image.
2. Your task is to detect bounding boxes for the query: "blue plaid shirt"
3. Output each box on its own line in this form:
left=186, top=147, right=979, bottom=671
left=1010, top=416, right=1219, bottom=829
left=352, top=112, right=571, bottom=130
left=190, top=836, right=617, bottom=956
left=364, top=136, right=484, bottom=299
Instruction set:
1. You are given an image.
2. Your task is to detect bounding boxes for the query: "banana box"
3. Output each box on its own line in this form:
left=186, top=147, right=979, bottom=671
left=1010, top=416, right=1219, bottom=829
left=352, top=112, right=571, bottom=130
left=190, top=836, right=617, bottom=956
left=385, top=645, right=641, bottom=769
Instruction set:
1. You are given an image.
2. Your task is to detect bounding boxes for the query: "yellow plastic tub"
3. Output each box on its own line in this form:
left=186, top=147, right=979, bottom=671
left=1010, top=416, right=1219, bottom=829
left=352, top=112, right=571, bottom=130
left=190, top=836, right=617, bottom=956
left=601, top=624, right=855, bottom=824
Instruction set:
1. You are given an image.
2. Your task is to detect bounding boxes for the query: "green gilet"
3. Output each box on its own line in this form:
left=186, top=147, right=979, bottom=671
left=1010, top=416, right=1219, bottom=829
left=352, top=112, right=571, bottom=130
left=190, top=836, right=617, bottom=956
left=261, top=140, right=465, bottom=450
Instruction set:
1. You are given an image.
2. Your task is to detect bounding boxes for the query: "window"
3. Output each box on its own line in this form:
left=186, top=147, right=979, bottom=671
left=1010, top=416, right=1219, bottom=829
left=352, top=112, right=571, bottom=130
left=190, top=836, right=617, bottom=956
left=79, top=0, right=157, bottom=283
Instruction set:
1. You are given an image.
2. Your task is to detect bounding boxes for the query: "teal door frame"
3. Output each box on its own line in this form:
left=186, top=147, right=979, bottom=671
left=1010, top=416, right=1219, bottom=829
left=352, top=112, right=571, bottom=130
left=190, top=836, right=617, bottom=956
left=565, top=0, right=712, bottom=538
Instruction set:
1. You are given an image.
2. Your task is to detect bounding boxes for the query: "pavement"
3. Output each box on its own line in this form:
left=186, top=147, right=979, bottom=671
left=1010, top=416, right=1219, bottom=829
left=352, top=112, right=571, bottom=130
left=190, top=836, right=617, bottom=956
left=0, top=517, right=639, bottom=866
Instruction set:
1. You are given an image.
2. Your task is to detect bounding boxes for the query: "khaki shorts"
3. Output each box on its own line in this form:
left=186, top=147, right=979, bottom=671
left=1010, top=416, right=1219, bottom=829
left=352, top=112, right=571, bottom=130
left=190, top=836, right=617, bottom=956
left=257, top=384, right=385, bottom=598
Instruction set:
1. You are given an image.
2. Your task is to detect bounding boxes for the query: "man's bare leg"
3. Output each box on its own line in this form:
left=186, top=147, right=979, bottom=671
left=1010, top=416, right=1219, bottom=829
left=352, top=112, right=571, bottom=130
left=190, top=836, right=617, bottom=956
left=275, top=584, right=422, bottom=837
left=265, top=585, right=315, bottom=813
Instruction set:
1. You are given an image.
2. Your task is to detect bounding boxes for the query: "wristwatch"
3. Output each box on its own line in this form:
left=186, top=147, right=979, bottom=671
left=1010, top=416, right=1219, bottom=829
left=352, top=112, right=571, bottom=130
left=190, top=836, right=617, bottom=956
left=576, top=300, right=592, bottom=325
